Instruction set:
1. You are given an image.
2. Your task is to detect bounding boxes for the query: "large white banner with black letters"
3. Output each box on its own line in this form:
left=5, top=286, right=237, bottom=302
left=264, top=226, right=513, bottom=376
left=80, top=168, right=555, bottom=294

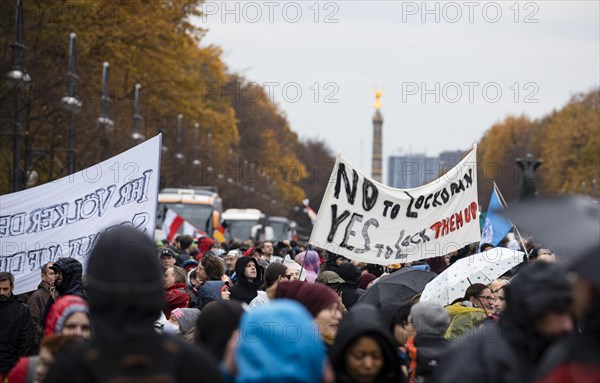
left=309, top=146, right=480, bottom=265
left=0, top=135, right=161, bottom=294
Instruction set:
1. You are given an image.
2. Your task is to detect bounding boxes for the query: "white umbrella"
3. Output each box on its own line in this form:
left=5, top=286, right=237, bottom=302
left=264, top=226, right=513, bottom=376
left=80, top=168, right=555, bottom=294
left=420, top=247, right=524, bottom=306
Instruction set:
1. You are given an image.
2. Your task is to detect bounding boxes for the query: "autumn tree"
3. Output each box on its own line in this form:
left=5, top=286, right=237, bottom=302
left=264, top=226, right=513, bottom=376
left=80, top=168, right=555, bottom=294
left=477, top=88, right=599, bottom=208
left=0, top=0, right=237, bottom=193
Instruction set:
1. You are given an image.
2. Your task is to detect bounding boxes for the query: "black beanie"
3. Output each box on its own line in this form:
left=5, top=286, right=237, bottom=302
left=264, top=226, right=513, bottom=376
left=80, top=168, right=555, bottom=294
left=86, top=226, right=164, bottom=338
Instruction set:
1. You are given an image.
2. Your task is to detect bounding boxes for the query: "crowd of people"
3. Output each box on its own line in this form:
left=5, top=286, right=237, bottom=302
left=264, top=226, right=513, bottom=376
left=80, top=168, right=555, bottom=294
left=0, top=209, right=598, bottom=382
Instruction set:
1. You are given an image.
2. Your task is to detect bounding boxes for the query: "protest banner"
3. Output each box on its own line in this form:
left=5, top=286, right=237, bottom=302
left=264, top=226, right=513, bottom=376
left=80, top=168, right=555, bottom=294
left=0, top=134, right=162, bottom=294
left=309, top=145, right=480, bottom=265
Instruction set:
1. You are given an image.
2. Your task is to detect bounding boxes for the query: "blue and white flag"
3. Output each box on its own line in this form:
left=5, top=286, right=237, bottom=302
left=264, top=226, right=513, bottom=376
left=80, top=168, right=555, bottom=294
left=481, top=186, right=512, bottom=246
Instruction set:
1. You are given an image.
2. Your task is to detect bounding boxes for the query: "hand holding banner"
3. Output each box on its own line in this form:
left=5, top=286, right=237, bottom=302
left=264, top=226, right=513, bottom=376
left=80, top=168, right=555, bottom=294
left=309, top=146, right=480, bottom=265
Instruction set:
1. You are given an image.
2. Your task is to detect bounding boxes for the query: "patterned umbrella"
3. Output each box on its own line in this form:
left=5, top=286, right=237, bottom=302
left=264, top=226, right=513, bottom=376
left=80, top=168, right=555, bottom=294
left=420, top=247, right=524, bottom=306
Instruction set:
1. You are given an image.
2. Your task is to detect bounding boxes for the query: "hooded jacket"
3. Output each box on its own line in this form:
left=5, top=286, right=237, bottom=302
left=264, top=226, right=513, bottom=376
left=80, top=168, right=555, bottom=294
left=330, top=303, right=405, bottom=383
left=229, top=257, right=262, bottom=304
left=163, top=282, right=190, bottom=319
left=235, top=300, right=326, bottom=383
left=43, top=227, right=225, bottom=383
left=44, top=295, right=89, bottom=336
left=198, top=280, right=227, bottom=309
left=336, top=263, right=362, bottom=310
left=443, top=301, right=487, bottom=340
left=51, top=258, right=87, bottom=300
left=436, top=263, right=572, bottom=383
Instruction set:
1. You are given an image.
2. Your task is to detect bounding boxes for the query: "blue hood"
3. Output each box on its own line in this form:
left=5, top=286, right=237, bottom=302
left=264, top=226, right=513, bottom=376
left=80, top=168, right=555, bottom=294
left=198, top=280, right=226, bottom=308
left=236, top=299, right=325, bottom=383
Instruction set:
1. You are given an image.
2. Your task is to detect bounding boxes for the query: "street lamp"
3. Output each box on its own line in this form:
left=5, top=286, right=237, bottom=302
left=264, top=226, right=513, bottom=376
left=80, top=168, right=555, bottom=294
left=131, top=83, right=145, bottom=143
left=174, top=114, right=185, bottom=161
left=192, top=122, right=201, bottom=166
left=205, top=130, right=214, bottom=173
left=61, top=32, right=82, bottom=175
left=6, top=0, right=31, bottom=192
left=98, top=62, right=114, bottom=160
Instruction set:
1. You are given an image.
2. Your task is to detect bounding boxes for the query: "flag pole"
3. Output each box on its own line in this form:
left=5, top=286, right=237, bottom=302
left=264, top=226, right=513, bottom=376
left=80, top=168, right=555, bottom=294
left=493, top=182, right=529, bottom=255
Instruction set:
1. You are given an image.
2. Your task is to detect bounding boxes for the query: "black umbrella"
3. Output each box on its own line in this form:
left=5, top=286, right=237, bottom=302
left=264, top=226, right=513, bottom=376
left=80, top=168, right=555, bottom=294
left=357, top=267, right=436, bottom=308
left=502, top=196, right=600, bottom=287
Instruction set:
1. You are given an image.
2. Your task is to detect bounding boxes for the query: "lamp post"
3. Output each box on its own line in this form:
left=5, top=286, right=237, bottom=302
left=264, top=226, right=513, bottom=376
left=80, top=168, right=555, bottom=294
left=131, top=83, right=145, bottom=143
left=192, top=123, right=201, bottom=167
left=174, top=114, right=185, bottom=162
left=98, top=62, right=114, bottom=160
left=61, top=32, right=82, bottom=175
left=6, top=0, right=31, bottom=192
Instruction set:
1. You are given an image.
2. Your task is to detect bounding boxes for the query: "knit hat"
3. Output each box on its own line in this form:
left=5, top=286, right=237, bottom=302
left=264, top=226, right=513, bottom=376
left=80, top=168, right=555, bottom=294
left=275, top=280, right=339, bottom=317
left=410, top=301, right=450, bottom=337
left=171, top=308, right=201, bottom=333
left=86, top=226, right=164, bottom=343
left=198, top=237, right=215, bottom=255
left=45, top=295, right=90, bottom=336
left=357, top=273, right=377, bottom=289
left=315, top=271, right=345, bottom=286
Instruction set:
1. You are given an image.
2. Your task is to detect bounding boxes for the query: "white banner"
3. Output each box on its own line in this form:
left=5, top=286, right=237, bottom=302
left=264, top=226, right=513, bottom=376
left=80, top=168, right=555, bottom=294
left=0, top=135, right=162, bottom=294
left=309, top=146, right=480, bottom=265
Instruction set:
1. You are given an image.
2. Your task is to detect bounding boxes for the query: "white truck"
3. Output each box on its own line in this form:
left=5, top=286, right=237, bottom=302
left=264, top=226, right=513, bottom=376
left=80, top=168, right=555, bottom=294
left=222, top=208, right=274, bottom=242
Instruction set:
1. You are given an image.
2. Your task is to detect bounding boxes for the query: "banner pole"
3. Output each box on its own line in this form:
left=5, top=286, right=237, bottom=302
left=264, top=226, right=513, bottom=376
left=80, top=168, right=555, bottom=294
left=494, top=182, right=529, bottom=255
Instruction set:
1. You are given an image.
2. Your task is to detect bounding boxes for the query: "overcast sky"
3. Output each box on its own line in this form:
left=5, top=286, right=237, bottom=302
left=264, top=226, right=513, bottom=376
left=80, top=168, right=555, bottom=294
left=193, top=1, right=599, bottom=182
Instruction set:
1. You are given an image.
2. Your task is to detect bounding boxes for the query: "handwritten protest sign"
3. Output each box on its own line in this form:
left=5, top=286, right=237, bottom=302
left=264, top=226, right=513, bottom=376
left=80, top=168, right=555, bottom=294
left=0, top=135, right=161, bottom=294
left=309, top=146, right=480, bottom=265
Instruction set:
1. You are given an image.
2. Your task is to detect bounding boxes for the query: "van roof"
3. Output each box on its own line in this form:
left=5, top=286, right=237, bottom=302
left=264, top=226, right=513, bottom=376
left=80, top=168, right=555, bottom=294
left=222, top=208, right=264, bottom=220
left=158, top=188, right=219, bottom=204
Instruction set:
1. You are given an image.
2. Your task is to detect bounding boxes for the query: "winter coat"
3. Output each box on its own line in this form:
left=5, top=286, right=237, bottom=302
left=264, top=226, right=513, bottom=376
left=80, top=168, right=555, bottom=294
left=6, top=355, right=39, bottom=383
left=229, top=257, right=262, bottom=304
left=163, top=283, right=190, bottom=319
left=198, top=280, right=227, bottom=309
left=535, top=300, right=600, bottom=383
left=436, top=263, right=573, bottom=383
left=0, top=295, right=35, bottom=375
left=336, top=263, right=362, bottom=310
left=26, top=281, right=52, bottom=346
left=406, top=335, right=448, bottom=383
left=52, top=258, right=87, bottom=299
left=443, top=301, right=487, bottom=340
left=330, top=304, right=405, bottom=383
